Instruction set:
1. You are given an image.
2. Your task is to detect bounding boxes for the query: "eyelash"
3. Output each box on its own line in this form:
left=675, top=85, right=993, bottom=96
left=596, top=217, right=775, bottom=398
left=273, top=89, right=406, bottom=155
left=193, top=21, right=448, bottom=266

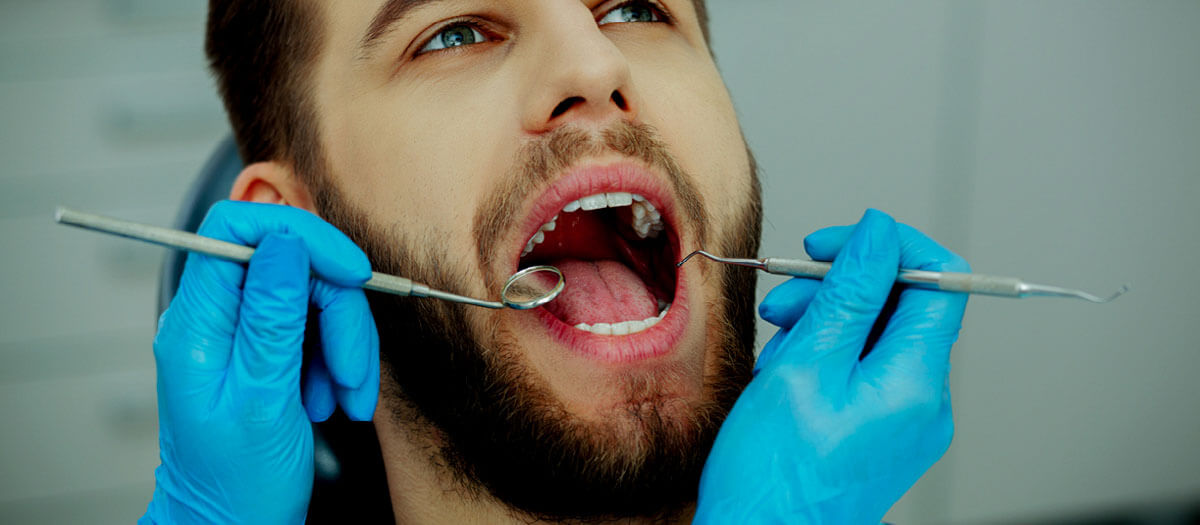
left=413, top=18, right=495, bottom=58
left=411, top=0, right=673, bottom=59
left=600, top=0, right=674, bottom=26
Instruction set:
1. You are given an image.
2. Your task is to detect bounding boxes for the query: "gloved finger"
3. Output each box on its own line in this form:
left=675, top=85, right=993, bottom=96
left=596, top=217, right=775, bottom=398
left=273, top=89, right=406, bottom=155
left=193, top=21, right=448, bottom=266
left=197, top=200, right=372, bottom=287
left=770, top=209, right=899, bottom=375
left=860, top=224, right=969, bottom=385
left=895, top=224, right=971, bottom=274
left=312, top=279, right=378, bottom=390
left=228, top=233, right=310, bottom=417
left=808, top=223, right=968, bottom=274
left=335, top=337, right=379, bottom=421
left=753, top=324, right=792, bottom=374
left=803, top=225, right=855, bottom=261
left=758, top=278, right=822, bottom=329
left=302, top=355, right=336, bottom=422
left=155, top=200, right=372, bottom=381
left=154, top=250, right=244, bottom=376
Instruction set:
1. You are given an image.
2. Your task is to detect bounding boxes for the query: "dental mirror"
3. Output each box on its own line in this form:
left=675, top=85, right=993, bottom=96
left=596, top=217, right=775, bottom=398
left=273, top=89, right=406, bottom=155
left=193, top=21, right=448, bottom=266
left=499, top=265, right=565, bottom=309
left=55, top=206, right=565, bottom=310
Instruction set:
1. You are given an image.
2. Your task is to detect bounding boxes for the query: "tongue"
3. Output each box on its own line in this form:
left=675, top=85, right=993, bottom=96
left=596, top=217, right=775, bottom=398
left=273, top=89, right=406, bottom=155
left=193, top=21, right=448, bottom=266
left=542, top=259, right=658, bottom=326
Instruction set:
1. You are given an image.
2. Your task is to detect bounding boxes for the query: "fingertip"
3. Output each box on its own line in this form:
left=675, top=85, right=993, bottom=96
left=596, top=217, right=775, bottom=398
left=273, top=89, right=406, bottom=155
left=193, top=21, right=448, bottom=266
left=803, top=210, right=899, bottom=262
left=337, top=348, right=379, bottom=422
left=845, top=207, right=899, bottom=264
left=304, top=361, right=336, bottom=423
left=803, top=225, right=852, bottom=261
left=313, top=246, right=372, bottom=288
left=290, top=211, right=371, bottom=286
left=315, top=284, right=376, bottom=389
left=349, top=251, right=373, bottom=283
left=757, top=300, right=781, bottom=325
left=759, top=278, right=822, bottom=328
left=311, top=237, right=372, bottom=286
left=862, top=207, right=894, bottom=223
left=343, top=382, right=379, bottom=422
left=857, top=209, right=899, bottom=251
left=360, top=348, right=381, bottom=421
left=895, top=223, right=971, bottom=273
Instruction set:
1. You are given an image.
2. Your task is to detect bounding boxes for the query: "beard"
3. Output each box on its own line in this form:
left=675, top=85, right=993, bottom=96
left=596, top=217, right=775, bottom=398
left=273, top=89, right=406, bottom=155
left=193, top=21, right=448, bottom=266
left=310, top=121, right=762, bottom=522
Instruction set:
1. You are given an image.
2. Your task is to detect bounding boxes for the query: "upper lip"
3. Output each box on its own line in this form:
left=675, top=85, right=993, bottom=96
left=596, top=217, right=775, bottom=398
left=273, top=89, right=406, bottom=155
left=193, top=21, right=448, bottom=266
left=510, top=159, right=681, bottom=273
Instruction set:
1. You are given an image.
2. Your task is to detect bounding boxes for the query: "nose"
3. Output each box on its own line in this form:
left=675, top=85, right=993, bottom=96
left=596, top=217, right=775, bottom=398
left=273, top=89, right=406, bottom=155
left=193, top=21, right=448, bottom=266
left=519, top=6, right=639, bottom=133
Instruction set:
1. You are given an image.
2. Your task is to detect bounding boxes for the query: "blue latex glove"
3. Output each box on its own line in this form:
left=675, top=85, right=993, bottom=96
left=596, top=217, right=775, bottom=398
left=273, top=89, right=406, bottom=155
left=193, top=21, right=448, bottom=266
left=695, top=209, right=969, bottom=524
left=140, top=201, right=380, bottom=524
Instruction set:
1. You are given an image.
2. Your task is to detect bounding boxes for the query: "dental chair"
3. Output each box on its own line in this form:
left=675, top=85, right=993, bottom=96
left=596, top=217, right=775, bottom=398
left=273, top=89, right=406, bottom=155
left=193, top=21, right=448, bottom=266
left=158, top=137, right=394, bottom=523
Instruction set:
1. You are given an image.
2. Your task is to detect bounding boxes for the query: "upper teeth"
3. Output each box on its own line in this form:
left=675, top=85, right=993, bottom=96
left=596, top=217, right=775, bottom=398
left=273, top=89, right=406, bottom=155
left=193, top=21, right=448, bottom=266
left=521, top=192, right=664, bottom=258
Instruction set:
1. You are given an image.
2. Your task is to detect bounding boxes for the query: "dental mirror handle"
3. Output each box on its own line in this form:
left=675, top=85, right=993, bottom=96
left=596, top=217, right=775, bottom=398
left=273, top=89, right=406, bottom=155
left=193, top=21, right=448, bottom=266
left=54, top=206, right=507, bottom=308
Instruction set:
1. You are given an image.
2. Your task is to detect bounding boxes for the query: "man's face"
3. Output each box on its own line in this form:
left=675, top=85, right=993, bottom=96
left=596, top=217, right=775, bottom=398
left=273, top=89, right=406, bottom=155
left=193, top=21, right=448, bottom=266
left=303, top=0, right=759, bottom=519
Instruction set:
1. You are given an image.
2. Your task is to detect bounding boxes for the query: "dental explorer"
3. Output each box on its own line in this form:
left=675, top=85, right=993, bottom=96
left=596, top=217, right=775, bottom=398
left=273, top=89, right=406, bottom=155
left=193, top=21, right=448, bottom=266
left=55, top=206, right=564, bottom=310
left=677, top=250, right=1128, bottom=303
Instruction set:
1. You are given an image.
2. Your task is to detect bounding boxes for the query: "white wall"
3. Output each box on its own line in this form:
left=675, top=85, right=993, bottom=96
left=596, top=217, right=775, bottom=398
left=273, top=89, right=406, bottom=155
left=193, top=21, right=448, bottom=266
left=708, top=1, right=1200, bottom=523
left=0, top=1, right=223, bottom=522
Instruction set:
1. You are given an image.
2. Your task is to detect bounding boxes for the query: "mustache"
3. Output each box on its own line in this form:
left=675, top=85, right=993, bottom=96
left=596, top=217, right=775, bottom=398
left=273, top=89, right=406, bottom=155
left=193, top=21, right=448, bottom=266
left=471, top=120, right=708, bottom=286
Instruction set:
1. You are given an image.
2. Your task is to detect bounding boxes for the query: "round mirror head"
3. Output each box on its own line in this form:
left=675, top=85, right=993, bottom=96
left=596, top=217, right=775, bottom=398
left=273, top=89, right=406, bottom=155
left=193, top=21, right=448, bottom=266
left=501, top=265, right=564, bottom=310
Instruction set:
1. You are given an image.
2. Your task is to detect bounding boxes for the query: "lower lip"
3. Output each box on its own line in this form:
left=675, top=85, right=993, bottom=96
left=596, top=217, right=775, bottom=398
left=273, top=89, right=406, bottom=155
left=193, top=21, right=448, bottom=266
left=534, top=275, right=690, bottom=363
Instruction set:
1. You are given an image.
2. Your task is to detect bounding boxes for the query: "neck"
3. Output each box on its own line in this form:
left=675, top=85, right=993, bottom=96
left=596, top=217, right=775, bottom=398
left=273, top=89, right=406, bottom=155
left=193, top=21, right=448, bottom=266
left=372, top=384, right=695, bottom=524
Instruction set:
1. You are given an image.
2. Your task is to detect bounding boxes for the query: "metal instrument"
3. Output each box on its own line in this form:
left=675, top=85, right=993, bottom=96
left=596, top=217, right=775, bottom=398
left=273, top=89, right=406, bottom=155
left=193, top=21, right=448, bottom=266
left=678, top=250, right=1127, bottom=303
left=56, top=206, right=564, bottom=310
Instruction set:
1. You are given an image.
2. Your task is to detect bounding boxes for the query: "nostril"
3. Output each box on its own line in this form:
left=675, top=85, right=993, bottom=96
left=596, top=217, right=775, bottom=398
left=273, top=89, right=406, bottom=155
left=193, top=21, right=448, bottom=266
left=611, top=91, right=627, bottom=111
left=551, top=97, right=584, bottom=119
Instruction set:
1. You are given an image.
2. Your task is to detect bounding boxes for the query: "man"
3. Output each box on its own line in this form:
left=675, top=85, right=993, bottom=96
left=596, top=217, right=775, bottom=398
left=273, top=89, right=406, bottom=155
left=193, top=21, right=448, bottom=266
left=143, top=1, right=969, bottom=523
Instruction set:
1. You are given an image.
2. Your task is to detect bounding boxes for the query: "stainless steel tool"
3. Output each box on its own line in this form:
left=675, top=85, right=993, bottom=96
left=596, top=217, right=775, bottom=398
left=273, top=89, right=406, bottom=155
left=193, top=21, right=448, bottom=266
left=56, top=206, right=564, bottom=310
left=677, top=250, right=1127, bottom=303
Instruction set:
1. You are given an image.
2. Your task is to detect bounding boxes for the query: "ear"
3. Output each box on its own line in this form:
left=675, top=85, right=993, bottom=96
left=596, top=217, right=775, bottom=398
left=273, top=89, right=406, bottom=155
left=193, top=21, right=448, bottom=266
left=229, top=161, right=318, bottom=213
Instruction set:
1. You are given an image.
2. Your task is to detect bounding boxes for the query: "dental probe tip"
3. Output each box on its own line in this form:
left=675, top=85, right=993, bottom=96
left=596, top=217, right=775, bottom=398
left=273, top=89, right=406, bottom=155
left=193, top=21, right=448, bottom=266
left=1068, top=284, right=1130, bottom=303
left=1026, top=282, right=1131, bottom=303
left=1094, top=284, right=1131, bottom=303
left=676, top=250, right=717, bottom=267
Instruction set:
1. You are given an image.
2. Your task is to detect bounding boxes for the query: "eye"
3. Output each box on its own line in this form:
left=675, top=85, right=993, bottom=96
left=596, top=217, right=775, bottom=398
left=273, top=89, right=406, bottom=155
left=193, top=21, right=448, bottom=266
left=598, top=1, right=666, bottom=25
left=417, top=23, right=488, bottom=55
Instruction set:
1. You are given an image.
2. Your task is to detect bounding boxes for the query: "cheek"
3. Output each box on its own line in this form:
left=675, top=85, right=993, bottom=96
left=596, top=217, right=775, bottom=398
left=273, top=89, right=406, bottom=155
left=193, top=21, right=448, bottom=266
left=319, top=86, right=520, bottom=290
left=637, top=58, right=754, bottom=238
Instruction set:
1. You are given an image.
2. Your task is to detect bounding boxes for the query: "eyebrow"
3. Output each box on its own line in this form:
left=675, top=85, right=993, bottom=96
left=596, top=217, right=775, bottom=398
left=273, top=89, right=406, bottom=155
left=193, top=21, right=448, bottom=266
left=358, top=0, right=448, bottom=56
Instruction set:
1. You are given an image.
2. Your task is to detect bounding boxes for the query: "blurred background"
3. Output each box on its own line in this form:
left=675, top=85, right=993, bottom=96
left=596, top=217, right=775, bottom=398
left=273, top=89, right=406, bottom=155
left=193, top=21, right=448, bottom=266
left=0, top=1, right=1196, bottom=523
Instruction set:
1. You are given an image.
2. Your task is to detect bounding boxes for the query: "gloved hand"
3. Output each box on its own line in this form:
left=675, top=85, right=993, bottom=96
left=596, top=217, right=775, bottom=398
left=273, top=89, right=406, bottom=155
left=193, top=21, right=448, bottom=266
left=695, top=209, right=969, bottom=524
left=140, top=200, right=380, bottom=524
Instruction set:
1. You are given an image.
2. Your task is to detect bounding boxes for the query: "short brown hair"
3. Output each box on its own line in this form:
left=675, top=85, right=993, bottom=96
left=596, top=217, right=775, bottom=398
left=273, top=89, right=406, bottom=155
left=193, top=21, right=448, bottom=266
left=206, top=0, right=326, bottom=182
left=206, top=1, right=709, bottom=182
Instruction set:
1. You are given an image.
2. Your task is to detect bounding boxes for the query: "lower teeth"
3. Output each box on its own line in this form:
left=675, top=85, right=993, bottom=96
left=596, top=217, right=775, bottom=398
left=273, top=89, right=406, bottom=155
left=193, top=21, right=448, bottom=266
left=573, top=304, right=670, bottom=335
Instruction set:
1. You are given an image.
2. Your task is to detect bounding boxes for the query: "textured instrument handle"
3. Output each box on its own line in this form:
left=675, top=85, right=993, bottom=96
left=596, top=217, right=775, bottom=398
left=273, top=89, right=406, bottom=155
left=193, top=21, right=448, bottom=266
left=927, top=271, right=1024, bottom=297
left=363, top=272, right=416, bottom=296
left=763, top=254, right=1024, bottom=297
left=763, top=257, right=833, bottom=279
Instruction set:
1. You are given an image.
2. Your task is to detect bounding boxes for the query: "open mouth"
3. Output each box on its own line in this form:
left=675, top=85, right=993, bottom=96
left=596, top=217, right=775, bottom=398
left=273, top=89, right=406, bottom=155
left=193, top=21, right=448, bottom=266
left=518, top=189, right=679, bottom=338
